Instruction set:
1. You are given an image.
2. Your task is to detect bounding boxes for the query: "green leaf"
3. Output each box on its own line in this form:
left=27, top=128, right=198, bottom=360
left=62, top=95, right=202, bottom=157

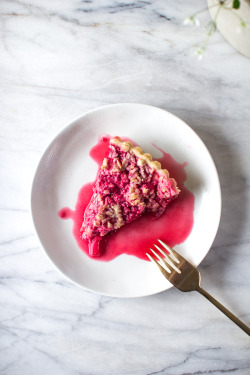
left=233, top=0, right=240, bottom=9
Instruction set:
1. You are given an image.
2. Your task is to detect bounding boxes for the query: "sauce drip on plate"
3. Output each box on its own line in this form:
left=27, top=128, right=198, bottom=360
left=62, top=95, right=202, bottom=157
left=58, top=137, right=194, bottom=261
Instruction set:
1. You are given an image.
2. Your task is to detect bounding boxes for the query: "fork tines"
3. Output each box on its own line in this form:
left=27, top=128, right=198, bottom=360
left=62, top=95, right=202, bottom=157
left=146, top=240, right=181, bottom=274
left=146, top=242, right=250, bottom=336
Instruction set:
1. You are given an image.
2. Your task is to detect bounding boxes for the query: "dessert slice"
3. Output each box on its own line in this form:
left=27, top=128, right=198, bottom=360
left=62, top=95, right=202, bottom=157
left=81, top=137, right=180, bottom=257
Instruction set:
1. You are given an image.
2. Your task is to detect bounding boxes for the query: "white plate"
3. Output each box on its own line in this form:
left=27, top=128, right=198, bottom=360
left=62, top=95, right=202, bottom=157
left=31, top=103, right=221, bottom=298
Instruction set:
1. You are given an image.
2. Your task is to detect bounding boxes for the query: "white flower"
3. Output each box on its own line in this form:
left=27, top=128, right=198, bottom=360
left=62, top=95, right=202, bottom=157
left=195, top=47, right=205, bottom=60
left=183, top=17, right=194, bottom=25
left=194, top=18, right=200, bottom=27
left=183, top=16, right=200, bottom=27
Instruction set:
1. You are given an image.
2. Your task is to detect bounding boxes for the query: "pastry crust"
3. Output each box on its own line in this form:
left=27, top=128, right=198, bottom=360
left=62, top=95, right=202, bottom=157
left=110, top=137, right=180, bottom=193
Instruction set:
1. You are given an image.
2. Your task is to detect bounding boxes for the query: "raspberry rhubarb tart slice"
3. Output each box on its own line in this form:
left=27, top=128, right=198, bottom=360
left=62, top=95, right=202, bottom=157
left=81, top=137, right=180, bottom=257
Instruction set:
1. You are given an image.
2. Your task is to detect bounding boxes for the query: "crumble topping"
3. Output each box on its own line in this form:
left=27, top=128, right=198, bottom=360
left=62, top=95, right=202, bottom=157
left=81, top=136, right=180, bottom=257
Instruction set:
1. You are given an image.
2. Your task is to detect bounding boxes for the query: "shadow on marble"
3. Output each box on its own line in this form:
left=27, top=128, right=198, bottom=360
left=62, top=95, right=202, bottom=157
left=169, top=110, right=247, bottom=291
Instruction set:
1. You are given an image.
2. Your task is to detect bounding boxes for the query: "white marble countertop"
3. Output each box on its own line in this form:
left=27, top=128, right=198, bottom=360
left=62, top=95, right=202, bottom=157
left=1, top=0, right=250, bottom=374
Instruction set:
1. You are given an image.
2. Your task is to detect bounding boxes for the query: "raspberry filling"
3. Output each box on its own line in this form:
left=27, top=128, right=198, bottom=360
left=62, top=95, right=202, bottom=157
left=81, top=137, right=180, bottom=257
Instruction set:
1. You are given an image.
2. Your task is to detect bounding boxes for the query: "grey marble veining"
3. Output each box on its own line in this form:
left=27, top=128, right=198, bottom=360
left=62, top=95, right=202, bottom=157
left=1, top=1, right=250, bottom=374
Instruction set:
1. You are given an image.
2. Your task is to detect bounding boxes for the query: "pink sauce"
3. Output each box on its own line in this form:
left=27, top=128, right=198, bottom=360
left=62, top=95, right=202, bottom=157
left=58, top=137, right=195, bottom=261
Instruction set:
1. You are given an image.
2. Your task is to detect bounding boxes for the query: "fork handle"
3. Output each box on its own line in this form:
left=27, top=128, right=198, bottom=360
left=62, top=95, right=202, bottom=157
left=197, top=286, right=250, bottom=336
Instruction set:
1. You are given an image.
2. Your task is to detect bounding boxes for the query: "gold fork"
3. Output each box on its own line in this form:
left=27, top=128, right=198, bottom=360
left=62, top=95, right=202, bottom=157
left=147, top=240, right=250, bottom=336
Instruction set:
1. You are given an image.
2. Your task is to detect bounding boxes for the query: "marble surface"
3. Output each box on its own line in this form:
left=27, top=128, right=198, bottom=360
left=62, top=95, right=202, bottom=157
left=1, top=0, right=250, bottom=374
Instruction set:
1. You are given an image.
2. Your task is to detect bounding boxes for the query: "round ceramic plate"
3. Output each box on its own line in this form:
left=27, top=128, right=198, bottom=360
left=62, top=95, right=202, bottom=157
left=31, top=103, right=221, bottom=298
